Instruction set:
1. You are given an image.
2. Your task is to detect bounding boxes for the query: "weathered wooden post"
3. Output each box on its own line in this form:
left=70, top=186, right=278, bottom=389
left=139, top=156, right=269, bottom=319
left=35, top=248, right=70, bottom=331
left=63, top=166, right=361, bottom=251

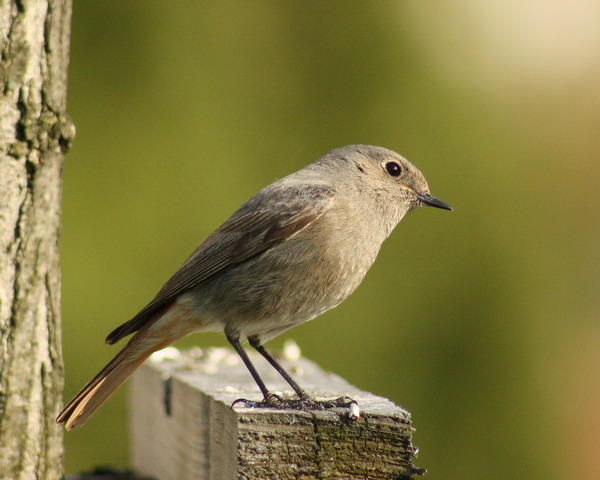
left=129, top=345, right=423, bottom=480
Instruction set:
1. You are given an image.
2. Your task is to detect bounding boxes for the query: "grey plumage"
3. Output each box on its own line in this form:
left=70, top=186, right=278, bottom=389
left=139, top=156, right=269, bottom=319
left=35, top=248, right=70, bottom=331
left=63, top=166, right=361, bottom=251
left=58, top=144, right=451, bottom=429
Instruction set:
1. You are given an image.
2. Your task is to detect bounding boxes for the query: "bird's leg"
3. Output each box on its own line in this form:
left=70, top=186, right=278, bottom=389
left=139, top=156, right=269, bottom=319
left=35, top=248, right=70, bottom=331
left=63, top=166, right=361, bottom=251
left=247, top=337, right=358, bottom=413
left=227, top=334, right=277, bottom=402
left=248, top=337, right=312, bottom=402
left=227, top=334, right=358, bottom=413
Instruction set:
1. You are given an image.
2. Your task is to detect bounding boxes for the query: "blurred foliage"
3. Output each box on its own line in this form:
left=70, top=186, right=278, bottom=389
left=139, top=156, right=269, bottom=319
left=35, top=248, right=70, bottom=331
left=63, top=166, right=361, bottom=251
left=61, top=2, right=600, bottom=479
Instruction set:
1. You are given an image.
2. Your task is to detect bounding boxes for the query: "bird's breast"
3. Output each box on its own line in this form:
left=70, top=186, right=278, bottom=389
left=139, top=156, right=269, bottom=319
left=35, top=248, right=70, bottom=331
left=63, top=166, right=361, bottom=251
left=182, top=207, right=388, bottom=339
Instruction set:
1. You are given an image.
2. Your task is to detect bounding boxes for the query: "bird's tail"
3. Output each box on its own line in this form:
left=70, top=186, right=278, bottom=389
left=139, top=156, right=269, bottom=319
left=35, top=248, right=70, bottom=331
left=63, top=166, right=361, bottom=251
left=56, top=327, right=169, bottom=430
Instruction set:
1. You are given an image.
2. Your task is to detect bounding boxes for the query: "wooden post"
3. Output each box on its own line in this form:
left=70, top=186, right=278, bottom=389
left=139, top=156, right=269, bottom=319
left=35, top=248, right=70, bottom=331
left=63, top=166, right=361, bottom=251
left=129, top=346, right=423, bottom=480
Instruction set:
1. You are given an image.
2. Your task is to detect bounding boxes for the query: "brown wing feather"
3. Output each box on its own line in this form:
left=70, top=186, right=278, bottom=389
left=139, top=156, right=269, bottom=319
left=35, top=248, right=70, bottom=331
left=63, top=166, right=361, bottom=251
left=105, top=184, right=336, bottom=344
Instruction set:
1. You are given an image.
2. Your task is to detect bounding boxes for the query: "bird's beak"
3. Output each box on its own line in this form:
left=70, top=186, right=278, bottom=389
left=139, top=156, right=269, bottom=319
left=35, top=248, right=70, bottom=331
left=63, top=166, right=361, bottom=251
left=417, top=193, right=453, bottom=211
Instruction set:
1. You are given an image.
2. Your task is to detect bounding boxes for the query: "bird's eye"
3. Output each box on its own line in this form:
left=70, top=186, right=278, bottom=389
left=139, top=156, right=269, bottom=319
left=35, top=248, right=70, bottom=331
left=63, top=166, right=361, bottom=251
left=385, top=161, right=402, bottom=177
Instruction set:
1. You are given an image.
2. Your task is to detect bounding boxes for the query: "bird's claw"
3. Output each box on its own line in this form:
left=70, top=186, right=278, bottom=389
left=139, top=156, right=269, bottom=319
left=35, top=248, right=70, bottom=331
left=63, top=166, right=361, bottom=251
left=231, top=394, right=358, bottom=416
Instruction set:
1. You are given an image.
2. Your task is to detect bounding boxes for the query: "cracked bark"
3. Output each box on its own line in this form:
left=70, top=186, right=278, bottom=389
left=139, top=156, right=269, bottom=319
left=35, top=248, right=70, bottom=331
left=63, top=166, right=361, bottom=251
left=0, top=1, right=73, bottom=479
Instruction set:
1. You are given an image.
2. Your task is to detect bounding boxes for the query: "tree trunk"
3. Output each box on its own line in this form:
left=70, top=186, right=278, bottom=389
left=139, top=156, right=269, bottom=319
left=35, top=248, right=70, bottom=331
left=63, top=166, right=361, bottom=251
left=0, top=1, right=74, bottom=479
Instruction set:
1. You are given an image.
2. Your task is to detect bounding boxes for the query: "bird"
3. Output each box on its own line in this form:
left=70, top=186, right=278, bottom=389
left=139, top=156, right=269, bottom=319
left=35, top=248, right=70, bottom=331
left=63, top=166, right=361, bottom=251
left=57, top=145, right=451, bottom=430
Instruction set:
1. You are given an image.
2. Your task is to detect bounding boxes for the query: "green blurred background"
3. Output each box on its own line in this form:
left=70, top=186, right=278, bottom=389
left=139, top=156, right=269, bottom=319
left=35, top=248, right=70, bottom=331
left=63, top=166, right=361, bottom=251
left=61, top=2, right=600, bottom=479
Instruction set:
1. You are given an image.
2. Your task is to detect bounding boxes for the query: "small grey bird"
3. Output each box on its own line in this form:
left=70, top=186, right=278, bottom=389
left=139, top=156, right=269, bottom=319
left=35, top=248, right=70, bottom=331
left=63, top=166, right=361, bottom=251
left=57, top=145, right=451, bottom=430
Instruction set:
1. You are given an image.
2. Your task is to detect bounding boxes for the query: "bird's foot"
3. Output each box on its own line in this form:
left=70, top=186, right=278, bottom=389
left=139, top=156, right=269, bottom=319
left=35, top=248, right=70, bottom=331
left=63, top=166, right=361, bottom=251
left=309, top=395, right=357, bottom=410
left=232, top=393, right=359, bottom=417
left=231, top=392, right=304, bottom=410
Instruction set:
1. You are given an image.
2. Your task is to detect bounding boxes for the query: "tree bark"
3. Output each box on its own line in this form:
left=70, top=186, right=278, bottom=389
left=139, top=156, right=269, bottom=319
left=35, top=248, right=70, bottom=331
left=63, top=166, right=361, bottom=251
left=0, top=1, right=74, bottom=479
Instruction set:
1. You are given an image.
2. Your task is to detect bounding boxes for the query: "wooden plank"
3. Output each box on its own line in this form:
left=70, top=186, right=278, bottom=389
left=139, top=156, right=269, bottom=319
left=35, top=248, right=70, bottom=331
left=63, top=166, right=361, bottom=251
left=129, top=345, right=423, bottom=480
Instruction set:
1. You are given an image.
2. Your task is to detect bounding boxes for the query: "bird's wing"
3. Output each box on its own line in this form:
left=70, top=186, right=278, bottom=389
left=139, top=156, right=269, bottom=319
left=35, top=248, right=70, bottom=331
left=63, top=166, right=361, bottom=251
left=105, top=183, right=336, bottom=344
